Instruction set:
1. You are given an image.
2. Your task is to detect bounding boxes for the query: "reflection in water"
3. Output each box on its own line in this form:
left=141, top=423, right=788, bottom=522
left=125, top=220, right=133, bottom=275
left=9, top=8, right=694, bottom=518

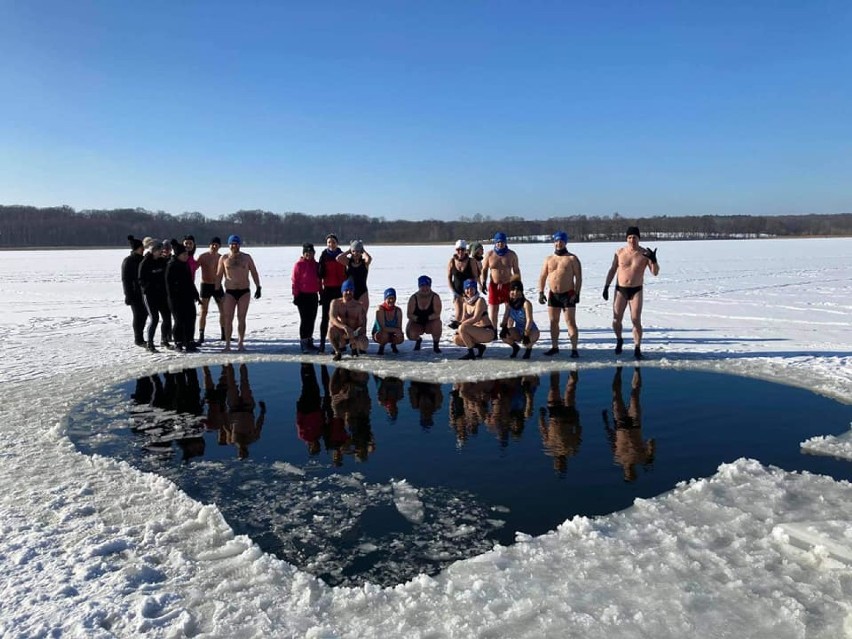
left=376, top=375, right=405, bottom=421
left=603, top=367, right=656, bottom=482
left=131, top=369, right=204, bottom=461
left=486, top=376, right=539, bottom=446
left=408, top=381, right=443, bottom=429
left=539, top=370, right=582, bottom=474
left=330, top=368, right=374, bottom=464
left=449, top=381, right=489, bottom=446
left=297, top=364, right=323, bottom=455
left=204, top=364, right=266, bottom=459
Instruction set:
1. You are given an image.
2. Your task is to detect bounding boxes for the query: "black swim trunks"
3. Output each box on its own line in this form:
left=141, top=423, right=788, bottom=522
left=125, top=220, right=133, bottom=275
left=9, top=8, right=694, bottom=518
left=226, top=288, right=251, bottom=301
left=200, top=283, right=224, bottom=301
left=548, top=290, right=577, bottom=309
left=615, top=285, right=643, bottom=301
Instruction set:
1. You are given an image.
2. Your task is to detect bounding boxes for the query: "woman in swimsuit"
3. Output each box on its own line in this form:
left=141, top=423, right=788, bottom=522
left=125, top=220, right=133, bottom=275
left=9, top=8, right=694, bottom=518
left=499, top=277, right=540, bottom=360
left=405, top=275, right=443, bottom=353
left=336, top=239, right=372, bottom=311
left=453, top=278, right=496, bottom=360
left=372, top=288, right=404, bottom=355
left=446, top=240, right=480, bottom=329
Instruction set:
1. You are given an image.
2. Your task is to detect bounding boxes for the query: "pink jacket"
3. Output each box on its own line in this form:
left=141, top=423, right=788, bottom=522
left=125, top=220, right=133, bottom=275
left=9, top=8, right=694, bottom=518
left=292, top=258, right=321, bottom=296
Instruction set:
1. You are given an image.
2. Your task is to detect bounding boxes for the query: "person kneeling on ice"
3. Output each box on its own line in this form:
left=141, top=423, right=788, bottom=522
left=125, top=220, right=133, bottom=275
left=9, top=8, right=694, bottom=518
left=453, top=278, right=496, bottom=360
left=372, top=288, right=404, bottom=355
left=406, top=275, right=443, bottom=353
left=328, top=278, right=368, bottom=361
left=500, top=277, right=540, bottom=359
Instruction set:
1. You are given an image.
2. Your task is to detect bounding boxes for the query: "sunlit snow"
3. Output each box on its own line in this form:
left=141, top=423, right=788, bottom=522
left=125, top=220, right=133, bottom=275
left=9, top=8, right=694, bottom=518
left=1, top=238, right=851, bottom=638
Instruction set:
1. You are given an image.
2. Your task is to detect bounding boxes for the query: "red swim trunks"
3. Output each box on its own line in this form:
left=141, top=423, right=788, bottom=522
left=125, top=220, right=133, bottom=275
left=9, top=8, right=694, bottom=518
left=487, top=281, right=510, bottom=305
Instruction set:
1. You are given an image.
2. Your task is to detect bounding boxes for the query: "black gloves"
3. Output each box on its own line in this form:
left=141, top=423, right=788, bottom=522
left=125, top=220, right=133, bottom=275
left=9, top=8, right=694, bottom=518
left=570, top=292, right=580, bottom=305
left=522, top=334, right=531, bottom=346
left=602, top=286, right=609, bottom=301
left=642, top=247, right=658, bottom=264
left=448, top=320, right=460, bottom=330
left=499, top=326, right=509, bottom=339
left=538, top=291, right=547, bottom=305
left=254, top=286, right=262, bottom=299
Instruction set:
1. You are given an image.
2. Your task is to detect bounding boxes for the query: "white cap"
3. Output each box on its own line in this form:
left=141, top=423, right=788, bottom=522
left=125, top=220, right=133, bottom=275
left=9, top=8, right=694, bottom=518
left=455, top=239, right=468, bottom=250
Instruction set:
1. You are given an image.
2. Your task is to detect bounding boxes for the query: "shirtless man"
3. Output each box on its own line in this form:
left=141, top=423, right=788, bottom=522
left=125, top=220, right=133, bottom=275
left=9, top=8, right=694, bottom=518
left=216, top=235, right=262, bottom=352
left=602, top=226, right=659, bottom=360
left=537, top=231, right=582, bottom=358
left=327, top=279, right=368, bottom=361
left=480, top=231, right=520, bottom=328
left=196, top=237, right=225, bottom=344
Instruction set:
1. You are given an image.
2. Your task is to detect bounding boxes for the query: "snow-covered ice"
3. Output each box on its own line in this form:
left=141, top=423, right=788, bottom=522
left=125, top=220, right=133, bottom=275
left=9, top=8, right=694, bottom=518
left=1, top=238, right=851, bottom=638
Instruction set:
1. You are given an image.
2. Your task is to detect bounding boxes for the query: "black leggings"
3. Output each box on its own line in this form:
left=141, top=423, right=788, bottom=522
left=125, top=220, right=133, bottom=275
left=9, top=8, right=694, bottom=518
left=319, top=287, right=341, bottom=341
left=295, top=293, right=319, bottom=340
left=129, top=295, right=148, bottom=343
left=144, top=295, right=172, bottom=343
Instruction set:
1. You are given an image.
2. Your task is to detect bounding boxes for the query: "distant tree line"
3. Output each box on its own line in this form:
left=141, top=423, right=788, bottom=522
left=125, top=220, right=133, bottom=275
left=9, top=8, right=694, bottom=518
left=0, top=204, right=850, bottom=248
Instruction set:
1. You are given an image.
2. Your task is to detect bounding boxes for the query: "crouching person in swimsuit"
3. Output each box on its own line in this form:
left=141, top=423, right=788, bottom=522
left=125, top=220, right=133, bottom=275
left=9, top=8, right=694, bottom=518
left=372, top=288, right=404, bottom=355
left=453, top=278, right=496, bottom=360
left=602, top=226, right=659, bottom=360
left=406, top=275, right=443, bottom=353
left=328, top=279, right=368, bottom=361
left=500, top=277, right=539, bottom=360
left=217, top=234, right=262, bottom=352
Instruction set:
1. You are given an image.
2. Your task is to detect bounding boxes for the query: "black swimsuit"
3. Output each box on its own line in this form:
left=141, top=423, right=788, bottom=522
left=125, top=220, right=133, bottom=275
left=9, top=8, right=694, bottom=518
left=413, top=293, right=438, bottom=324
left=227, top=288, right=251, bottom=301
left=346, top=261, right=369, bottom=298
left=615, top=285, right=642, bottom=301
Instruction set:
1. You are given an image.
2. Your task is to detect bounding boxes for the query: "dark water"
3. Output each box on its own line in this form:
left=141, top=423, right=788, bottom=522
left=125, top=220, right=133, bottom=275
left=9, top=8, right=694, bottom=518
left=67, top=363, right=852, bottom=587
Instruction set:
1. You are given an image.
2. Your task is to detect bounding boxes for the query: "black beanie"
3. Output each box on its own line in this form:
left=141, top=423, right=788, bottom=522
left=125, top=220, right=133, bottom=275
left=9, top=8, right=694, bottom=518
left=128, top=235, right=143, bottom=250
left=170, top=239, right=186, bottom=256
left=626, top=226, right=641, bottom=238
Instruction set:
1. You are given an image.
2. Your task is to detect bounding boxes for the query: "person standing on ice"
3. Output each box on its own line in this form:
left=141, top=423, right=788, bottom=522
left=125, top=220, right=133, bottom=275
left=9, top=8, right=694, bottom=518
left=291, top=242, right=321, bottom=353
left=121, top=235, right=147, bottom=347
left=336, top=239, right=372, bottom=311
left=196, top=237, right=225, bottom=344
left=537, top=231, right=582, bottom=358
left=602, top=226, right=659, bottom=360
left=317, top=233, right=347, bottom=353
left=447, top=239, right=480, bottom=329
left=453, top=278, right=497, bottom=359
left=480, top=232, right=521, bottom=329
left=138, top=240, right=173, bottom=352
left=405, top=275, right=443, bottom=353
left=217, top=234, right=262, bottom=352
left=165, top=239, right=200, bottom=352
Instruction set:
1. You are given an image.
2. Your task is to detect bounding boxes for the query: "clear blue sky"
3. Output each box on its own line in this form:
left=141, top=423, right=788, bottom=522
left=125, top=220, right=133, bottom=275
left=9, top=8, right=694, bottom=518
left=2, top=1, right=850, bottom=220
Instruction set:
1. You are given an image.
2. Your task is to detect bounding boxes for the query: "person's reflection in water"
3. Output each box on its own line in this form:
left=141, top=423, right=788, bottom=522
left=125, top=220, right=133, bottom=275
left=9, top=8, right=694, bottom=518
left=509, top=375, right=539, bottom=440
left=329, top=368, right=374, bottom=464
left=449, top=381, right=491, bottom=447
left=486, top=379, right=515, bottom=447
left=202, top=366, right=228, bottom=433
left=220, top=363, right=266, bottom=459
left=603, top=367, right=655, bottom=482
left=409, top=381, right=443, bottom=430
left=174, top=369, right=203, bottom=417
left=539, top=370, right=582, bottom=475
left=297, top=364, right=324, bottom=455
left=131, top=376, right=155, bottom=406
left=376, top=375, right=405, bottom=422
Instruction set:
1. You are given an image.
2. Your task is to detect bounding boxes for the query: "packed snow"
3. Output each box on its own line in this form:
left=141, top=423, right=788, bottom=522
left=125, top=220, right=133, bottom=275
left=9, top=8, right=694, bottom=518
left=1, top=238, right=851, bottom=638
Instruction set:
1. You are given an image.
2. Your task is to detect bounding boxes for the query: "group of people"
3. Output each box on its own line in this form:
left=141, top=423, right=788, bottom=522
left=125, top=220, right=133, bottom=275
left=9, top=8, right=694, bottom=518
left=122, top=225, right=659, bottom=360
left=122, top=233, right=261, bottom=353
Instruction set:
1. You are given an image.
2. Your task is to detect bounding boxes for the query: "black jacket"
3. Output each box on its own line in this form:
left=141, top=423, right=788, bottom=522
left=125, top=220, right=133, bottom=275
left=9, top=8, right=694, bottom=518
left=139, top=255, right=168, bottom=300
left=121, top=252, right=144, bottom=300
left=166, top=256, right=199, bottom=310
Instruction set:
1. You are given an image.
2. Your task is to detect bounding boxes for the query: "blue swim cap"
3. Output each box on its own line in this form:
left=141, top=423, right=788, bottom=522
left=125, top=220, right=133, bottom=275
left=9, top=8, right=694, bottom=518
left=418, top=275, right=432, bottom=287
left=227, top=234, right=242, bottom=245
left=341, top=279, right=355, bottom=292
left=463, top=279, right=478, bottom=291
left=552, top=231, right=569, bottom=243
left=493, top=232, right=507, bottom=243
left=384, top=288, right=396, bottom=299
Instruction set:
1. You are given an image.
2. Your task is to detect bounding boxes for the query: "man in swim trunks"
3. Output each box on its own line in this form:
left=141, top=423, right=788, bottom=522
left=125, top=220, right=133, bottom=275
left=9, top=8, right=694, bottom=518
left=480, top=231, right=520, bottom=328
left=328, top=279, right=368, bottom=361
left=602, top=226, right=660, bottom=360
left=196, top=237, right=225, bottom=344
left=537, top=231, right=582, bottom=358
left=217, top=235, right=262, bottom=352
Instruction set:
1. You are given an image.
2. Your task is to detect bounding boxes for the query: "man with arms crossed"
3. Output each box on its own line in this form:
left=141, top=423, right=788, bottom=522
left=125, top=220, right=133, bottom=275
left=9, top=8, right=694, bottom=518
left=602, top=226, right=659, bottom=360
left=196, top=237, right=225, bottom=344
left=480, top=231, right=520, bottom=329
left=537, top=231, right=582, bottom=358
